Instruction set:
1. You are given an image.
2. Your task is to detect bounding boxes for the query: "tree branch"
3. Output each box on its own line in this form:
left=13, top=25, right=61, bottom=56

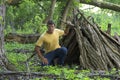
left=79, top=0, right=120, bottom=12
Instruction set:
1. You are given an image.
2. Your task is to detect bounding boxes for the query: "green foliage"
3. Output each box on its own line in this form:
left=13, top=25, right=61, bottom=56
left=5, top=42, right=35, bottom=71
left=105, top=0, right=120, bottom=4
left=85, top=0, right=91, bottom=3
left=14, top=0, right=38, bottom=27
left=0, top=16, right=3, bottom=25
left=5, top=0, right=47, bottom=34
left=72, top=0, right=80, bottom=7
left=53, top=1, right=66, bottom=25
left=4, top=42, right=117, bottom=80
left=4, top=0, right=120, bottom=35
left=0, top=0, right=4, bottom=4
left=6, top=52, right=27, bottom=71
left=3, top=0, right=120, bottom=79
left=2, top=0, right=120, bottom=79
left=84, top=10, right=120, bottom=35
left=5, top=42, right=34, bottom=50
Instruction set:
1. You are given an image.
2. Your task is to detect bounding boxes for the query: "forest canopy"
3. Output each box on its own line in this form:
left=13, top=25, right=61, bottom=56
left=4, top=0, right=120, bottom=35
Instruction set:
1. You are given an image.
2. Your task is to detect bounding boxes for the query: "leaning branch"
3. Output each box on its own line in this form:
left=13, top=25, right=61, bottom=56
left=7, top=0, right=120, bottom=12
left=79, top=0, right=120, bottom=12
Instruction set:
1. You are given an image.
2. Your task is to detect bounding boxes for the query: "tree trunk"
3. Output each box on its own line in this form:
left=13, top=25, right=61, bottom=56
left=59, top=0, right=72, bottom=28
left=79, top=0, right=120, bottom=12
left=0, top=3, right=8, bottom=70
left=43, top=0, right=56, bottom=24
left=0, top=2, right=16, bottom=71
left=106, top=23, right=111, bottom=35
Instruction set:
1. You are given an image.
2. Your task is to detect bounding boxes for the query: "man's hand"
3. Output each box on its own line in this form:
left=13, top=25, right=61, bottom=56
left=35, top=46, right=48, bottom=65
left=41, top=57, right=48, bottom=65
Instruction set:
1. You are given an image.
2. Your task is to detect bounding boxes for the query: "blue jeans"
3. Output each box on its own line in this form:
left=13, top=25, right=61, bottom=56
left=42, top=47, right=67, bottom=66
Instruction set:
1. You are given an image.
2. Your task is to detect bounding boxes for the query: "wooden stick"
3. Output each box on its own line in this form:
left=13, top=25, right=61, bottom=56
left=106, top=23, right=111, bottom=35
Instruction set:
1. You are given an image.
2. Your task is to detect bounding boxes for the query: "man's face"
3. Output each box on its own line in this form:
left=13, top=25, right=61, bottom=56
left=47, top=24, right=55, bottom=33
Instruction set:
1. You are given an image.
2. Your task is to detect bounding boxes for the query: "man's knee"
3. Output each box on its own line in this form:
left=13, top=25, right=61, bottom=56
left=60, top=47, right=67, bottom=55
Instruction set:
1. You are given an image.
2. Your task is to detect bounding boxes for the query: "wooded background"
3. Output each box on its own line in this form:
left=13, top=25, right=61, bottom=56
left=0, top=0, right=120, bottom=79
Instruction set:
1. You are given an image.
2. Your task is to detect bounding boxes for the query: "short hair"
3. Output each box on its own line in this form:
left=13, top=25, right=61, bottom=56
left=47, top=20, right=55, bottom=26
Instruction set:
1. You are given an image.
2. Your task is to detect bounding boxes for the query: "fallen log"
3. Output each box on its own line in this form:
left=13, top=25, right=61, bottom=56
left=0, top=71, right=120, bottom=80
left=5, top=33, right=40, bottom=43
left=0, top=71, right=59, bottom=79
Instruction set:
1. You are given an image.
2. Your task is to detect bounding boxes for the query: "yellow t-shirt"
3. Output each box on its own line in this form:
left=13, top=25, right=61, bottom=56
left=35, top=29, right=64, bottom=53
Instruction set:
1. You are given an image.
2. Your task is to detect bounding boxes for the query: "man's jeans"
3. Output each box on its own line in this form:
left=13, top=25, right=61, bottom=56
left=42, top=47, right=67, bottom=66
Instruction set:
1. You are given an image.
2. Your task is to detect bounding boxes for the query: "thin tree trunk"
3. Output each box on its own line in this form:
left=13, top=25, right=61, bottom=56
left=43, top=0, right=56, bottom=23
left=59, top=0, right=72, bottom=28
left=0, top=2, right=8, bottom=70
left=106, top=23, right=111, bottom=35
left=0, top=2, right=16, bottom=71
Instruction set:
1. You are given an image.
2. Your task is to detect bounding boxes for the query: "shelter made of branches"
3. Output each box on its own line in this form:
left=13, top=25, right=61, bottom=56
left=61, top=10, right=120, bottom=70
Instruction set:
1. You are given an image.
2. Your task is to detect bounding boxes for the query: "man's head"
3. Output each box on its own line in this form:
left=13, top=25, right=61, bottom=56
left=47, top=20, right=55, bottom=34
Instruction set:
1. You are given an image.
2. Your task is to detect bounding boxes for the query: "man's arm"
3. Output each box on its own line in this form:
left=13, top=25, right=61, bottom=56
left=34, top=46, right=48, bottom=65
